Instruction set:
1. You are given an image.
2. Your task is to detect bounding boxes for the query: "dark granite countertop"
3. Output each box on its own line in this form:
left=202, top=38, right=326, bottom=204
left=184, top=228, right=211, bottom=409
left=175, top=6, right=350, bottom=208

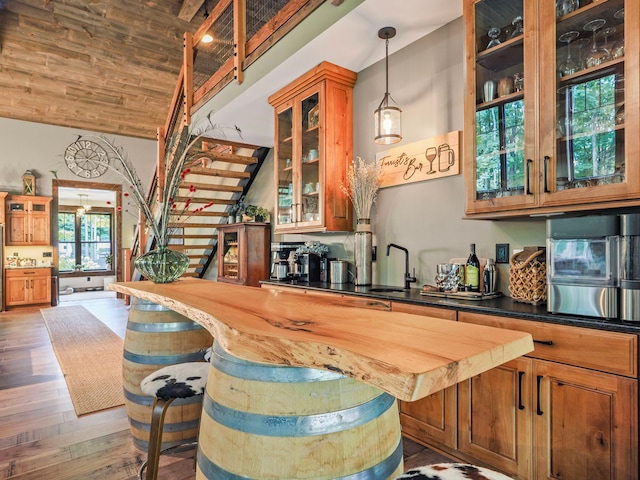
left=260, top=280, right=640, bottom=335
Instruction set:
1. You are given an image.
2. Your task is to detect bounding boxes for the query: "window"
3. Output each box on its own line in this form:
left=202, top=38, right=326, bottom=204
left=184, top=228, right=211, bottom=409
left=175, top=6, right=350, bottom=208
left=58, top=209, right=113, bottom=272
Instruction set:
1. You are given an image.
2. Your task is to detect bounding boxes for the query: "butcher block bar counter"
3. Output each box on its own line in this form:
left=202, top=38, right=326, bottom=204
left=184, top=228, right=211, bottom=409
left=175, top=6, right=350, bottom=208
left=110, top=278, right=534, bottom=479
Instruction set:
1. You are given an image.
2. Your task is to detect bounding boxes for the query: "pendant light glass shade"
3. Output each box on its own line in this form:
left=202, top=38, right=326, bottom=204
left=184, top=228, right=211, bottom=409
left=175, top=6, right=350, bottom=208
left=374, top=27, right=402, bottom=145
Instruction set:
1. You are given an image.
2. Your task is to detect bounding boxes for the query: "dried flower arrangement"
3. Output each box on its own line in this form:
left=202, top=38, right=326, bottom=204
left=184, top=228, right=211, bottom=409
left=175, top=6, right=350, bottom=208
left=340, top=156, right=383, bottom=220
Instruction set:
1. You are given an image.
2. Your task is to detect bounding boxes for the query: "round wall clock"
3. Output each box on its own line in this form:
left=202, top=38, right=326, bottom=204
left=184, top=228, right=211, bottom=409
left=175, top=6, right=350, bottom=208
left=64, top=140, right=110, bottom=178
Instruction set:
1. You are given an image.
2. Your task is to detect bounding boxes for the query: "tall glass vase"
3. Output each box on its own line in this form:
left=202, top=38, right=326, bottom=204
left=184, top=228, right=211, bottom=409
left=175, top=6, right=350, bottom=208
left=134, top=246, right=189, bottom=284
left=354, top=218, right=372, bottom=286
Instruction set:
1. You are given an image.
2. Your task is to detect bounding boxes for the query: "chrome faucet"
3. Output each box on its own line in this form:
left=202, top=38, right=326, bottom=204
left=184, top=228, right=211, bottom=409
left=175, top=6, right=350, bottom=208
left=386, top=243, right=417, bottom=289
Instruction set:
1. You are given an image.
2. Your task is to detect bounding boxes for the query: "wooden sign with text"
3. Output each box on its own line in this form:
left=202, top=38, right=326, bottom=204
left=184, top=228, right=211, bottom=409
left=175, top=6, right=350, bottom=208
left=376, top=131, right=461, bottom=189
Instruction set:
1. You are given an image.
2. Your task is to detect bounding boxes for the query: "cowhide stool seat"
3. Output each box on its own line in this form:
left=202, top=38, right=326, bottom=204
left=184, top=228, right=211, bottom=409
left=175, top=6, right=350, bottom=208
left=396, top=463, right=514, bottom=480
left=137, top=361, right=209, bottom=480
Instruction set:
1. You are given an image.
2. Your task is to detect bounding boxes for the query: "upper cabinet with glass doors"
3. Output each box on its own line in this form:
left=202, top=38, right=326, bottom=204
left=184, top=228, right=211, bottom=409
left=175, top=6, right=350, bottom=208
left=464, top=0, right=639, bottom=218
left=268, top=62, right=356, bottom=234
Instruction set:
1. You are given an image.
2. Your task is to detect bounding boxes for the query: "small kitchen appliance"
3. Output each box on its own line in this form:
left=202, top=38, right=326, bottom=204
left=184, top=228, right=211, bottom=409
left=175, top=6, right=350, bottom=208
left=270, top=242, right=304, bottom=280
left=547, top=214, right=619, bottom=319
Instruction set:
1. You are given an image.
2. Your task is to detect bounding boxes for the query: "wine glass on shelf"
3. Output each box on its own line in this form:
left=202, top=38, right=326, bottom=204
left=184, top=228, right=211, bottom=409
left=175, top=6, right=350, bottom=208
left=486, top=27, right=501, bottom=49
left=558, top=31, right=580, bottom=76
left=511, top=16, right=524, bottom=38
left=598, top=27, right=616, bottom=62
left=612, top=9, right=625, bottom=59
left=573, top=37, right=591, bottom=70
left=584, top=19, right=608, bottom=68
left=556, top=0, right=579, bottom=19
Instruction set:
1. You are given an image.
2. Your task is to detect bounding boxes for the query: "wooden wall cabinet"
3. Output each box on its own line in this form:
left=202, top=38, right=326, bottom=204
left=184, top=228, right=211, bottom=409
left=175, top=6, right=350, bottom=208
left=268, top=61, right=356, bottom=234
left=5, top=195, right=52, bottom=245
left=5, top=268, right=52, bottom=307
left=458, top=312, right=638, bottom=480
left=216, top=223, right=270, bottom=287
left=464, top=0, right=639, bottom=218
left=392, top=303, right=458, bottom=450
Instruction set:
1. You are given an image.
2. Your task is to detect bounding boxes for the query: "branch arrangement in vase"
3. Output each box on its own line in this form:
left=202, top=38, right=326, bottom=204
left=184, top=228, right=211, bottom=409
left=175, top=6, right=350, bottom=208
left=340, top=156, right=382, bottom=220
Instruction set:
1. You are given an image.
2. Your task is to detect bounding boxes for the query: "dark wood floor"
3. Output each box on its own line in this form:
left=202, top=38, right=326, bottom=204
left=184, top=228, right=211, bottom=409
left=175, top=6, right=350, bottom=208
left=0, top=295, right=450, bottom=479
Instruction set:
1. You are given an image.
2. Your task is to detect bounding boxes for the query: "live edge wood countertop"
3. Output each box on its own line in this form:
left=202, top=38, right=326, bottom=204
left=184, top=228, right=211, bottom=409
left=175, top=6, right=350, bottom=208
left=109, top=278, right=534, bottom=402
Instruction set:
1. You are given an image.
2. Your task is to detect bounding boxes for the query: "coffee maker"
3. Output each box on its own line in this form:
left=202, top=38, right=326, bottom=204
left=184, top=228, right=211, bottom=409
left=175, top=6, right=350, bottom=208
left=270, top=242, right=304, bottom=280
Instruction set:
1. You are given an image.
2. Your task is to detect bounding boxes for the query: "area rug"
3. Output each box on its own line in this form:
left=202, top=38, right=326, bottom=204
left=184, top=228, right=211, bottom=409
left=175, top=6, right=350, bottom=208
left=40, top=305, right=125, bottom=416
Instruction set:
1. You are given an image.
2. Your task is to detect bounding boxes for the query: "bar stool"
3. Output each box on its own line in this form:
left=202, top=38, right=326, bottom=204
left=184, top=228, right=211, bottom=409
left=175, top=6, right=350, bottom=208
left=396, top=463, right=514, bottom=479
left=138, top=360, right=209, bottom=480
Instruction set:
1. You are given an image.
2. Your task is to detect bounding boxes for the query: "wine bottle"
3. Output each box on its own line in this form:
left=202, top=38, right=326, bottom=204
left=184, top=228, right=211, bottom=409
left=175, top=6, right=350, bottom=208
left=466, top=243, right=480, bottom=292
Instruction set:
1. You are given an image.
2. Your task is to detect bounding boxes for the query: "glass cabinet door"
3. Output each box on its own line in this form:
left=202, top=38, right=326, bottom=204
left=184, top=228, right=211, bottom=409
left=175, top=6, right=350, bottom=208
left=274, top=88, right=323, bottom=230
left=470, top=0, right=536, bottom=210
left=545, top=0, right=627, bottom=199
left=300, top=92, right=321, bottom=225
left=220, top=230, right=239, bottom=281
left=276, top=105, right=294, bottom=226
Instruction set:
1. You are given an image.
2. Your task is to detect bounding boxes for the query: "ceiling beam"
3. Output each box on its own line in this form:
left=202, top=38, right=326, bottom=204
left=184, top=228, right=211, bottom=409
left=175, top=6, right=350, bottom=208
left=179, top=0, right=206, bottom=21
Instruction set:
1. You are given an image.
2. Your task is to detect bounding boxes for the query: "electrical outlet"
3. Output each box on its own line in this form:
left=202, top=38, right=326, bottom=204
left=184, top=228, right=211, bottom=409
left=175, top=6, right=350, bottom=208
left=43, top=252, right=52, bottom=257
left=496, top=243, right=510, bottom=263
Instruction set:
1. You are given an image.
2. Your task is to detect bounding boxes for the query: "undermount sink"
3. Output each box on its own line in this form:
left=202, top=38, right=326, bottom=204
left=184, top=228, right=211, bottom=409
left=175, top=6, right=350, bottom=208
left=368, top=288, right=405, bottom=293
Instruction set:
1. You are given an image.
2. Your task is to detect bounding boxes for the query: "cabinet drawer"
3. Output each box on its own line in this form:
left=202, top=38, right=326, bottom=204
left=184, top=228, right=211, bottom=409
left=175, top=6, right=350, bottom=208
left=459, top=312, right=637, bottom=378
left=5, top=268, right=49, bottom=278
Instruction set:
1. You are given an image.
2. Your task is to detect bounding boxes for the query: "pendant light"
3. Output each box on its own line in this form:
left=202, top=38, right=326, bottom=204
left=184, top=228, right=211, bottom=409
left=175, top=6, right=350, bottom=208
left=374, top=26, right=402, bottom=145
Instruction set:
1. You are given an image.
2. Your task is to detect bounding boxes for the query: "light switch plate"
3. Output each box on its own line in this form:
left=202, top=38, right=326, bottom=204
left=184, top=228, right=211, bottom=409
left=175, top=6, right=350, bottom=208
left=496, top=243, right=510, bottom=263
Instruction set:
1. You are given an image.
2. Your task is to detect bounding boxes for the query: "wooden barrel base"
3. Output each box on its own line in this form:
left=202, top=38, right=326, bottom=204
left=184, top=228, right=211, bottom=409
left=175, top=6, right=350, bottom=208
left=196, top=342, right=403, bottom=479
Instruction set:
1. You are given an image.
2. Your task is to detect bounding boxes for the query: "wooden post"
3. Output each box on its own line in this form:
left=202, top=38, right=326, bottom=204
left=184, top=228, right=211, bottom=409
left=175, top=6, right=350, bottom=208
left=233, top=0, right=246, bottom=84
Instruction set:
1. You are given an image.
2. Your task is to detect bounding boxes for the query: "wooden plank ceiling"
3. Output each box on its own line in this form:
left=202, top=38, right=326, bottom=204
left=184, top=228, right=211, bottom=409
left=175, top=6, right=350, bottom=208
left=0, top=0, right=210, bottom=139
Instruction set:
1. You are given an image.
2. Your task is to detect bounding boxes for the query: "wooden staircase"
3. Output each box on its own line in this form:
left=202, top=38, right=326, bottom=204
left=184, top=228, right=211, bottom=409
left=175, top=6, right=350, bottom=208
left=171, top=139, right=269, bottom=278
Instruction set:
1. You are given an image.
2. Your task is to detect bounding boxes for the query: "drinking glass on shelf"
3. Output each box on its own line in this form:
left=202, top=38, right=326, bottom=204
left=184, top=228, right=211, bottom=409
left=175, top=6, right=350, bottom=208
left=511, top=16, right=524, bottom=38
left=486, top=27, right=501, bottom=49
left=556, top=0, right=579, bottom=18
left=598, top=27, right=616, bottom=62
left=572, top=37, right=591, bottom=70
left=584, top=19, right=608, bottom=68
left=558, top=31, right=580, bottom=76
left=611, top=9, right=625, bottom=59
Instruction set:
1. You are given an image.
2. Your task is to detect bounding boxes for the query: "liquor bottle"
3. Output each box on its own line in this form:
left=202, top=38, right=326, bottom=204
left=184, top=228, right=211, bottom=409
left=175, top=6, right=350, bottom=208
left=465, top=243, right=480, bottom=292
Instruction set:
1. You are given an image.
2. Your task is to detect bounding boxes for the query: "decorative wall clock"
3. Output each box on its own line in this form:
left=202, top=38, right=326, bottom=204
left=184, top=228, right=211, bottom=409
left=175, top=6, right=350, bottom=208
left=64, top=139, right=110, bottom=178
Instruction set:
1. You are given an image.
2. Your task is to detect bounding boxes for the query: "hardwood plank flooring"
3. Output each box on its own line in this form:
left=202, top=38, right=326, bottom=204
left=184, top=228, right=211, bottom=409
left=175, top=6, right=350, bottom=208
left=0, top=295, right=451, bottom=479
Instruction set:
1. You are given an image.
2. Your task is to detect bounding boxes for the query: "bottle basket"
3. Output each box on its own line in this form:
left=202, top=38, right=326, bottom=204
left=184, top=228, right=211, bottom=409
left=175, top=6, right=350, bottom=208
left=508, top=247, right=547, bottom=305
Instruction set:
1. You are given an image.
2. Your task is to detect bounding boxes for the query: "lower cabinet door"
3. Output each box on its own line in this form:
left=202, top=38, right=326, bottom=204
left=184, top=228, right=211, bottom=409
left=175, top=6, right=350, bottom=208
left=533, top=360, right=638, bottom=480
left=6, top=277, right=28, bottom=305
left=399, top=385, right=457, bottom=449
left=458, top=357, right=533, bottom=479
left=31, top=275, right=51, bottom=304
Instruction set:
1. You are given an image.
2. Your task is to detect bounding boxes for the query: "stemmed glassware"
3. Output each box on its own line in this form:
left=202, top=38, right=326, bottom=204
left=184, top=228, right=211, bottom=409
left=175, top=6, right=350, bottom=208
left=572, top=37, right=591, bottom=70
left=487, top=27, right=501, bottom=49
left=584, top=19, right=608, bottom=68
left=556, top=0, right=579, bottom=18
left=558, top=31, right=580, bottom=76
left=612, top=8, right=625, bottom=59
left=511, top=16, right=524, bottom=38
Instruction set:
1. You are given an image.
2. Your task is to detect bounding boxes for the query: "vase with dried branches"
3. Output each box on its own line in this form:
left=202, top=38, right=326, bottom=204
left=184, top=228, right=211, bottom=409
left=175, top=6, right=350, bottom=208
left=341, top=157, right=382, bottom=286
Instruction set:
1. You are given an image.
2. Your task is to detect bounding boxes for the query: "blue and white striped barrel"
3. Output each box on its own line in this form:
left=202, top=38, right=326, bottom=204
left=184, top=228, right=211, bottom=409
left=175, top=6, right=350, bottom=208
left=196, top=341, right=403, bottom=479
left=122, top=298, right=213, bottom=450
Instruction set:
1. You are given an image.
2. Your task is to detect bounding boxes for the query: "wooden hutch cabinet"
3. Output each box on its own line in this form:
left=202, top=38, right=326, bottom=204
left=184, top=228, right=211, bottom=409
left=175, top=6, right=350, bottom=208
left=464, top=0, right=639, bottom=218
left=5, top=195, right=52, bottom=245
left=5, top=268, right=52, bottom=307
left=216, top=223, right=269, bottom=287
left=268, top=61, right=356, bottom=234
